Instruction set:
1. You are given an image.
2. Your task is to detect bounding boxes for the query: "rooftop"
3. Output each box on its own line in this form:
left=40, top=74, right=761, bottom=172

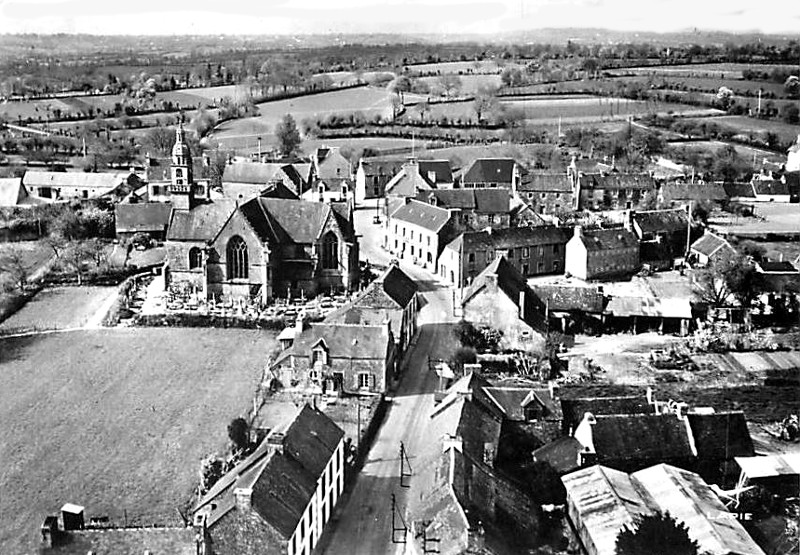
left=575, top=227, right=639, bottom=252
left=447, top=225, right=572, bottom=253
left=390, top=199, right=452, bottom=233
left=690, top=232, right=733, bottom=258
left=632, top=208, right=689, bottom=235
left=462, top=158, right=521, bottom=185
left=115, top=202, right=173, bottom=233
left=274, top=322, right=391, bottom=365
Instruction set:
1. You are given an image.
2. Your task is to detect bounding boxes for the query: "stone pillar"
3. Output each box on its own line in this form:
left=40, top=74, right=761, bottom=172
left=261, top=246, right=271, bottom=306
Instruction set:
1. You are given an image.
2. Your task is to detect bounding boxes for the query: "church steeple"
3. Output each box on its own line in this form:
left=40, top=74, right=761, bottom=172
left=170, top=123, right=195, bottom=210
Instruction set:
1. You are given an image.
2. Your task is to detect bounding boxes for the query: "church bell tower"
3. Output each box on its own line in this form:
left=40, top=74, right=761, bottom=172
left=170, top=123, right=195, bottom=210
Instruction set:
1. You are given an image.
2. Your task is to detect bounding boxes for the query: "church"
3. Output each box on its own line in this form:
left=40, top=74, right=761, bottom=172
left=164, top=126, right=359, bottom=304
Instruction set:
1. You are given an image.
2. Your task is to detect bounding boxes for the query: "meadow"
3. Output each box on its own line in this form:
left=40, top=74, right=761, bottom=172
left=0, top=286, right=117, bottom=333
left=608, top=62, right=800, bottom=79
left=0, top=327, right=278, bottom=555
left=685, top=115, right=800, bottom=144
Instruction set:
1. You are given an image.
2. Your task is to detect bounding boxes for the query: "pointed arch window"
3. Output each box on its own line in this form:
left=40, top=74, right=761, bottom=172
left=227, top=236, right=249, bottom=279
left=321, top=232, right=339, bottom=270
left=188, top=247, right=203, bottom=270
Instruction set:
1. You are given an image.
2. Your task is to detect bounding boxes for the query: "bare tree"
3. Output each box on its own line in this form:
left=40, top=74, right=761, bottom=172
left=0, top=248, right=37, bottom=292
left=437, top=74, right=462, bottom=98
left=61, top=242, right=90, bottom=285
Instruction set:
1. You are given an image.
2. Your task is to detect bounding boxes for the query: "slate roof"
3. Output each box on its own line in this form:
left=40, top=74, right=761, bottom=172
left=723, top=182, right=756, bottom=199
left=753, top=179, right=790, bottom=196
left=482, top=386, right=561, bottom=421
left=561, top=395, right=653, bottom=435
left=166, top=200, right=237, bottom=241
left=605, top=295, right=692, bottom=319
left=529, top=284, right=607, bottom=313
left=274, top=323, right=391, bottom=365
left=532, top=436, right=582, bottom=474
left=115, top=202, right=173, bottom=233
left=690, top=232, right=733, bottom=258
left=359, top=264, right=418, bottom=309
left=446, top=226, right=572, bottom=253
left=462, top=158, right=520, bottom=185
left=237, top=197, right=355, bottom=245
left=686, top=411, right=754, bottom=461
left=518, top=172, right=572, bottom=193
left=390, top=199, right=452, bottom=232
left=758, top=260, right=798, bottom=273
left=579, top=173, right=656, bottom=191
left=385, top=163, right=435, bottom=197
left=576, top=227, right=639, bottom=252
left=660, top=182, right=727, bottom=202
left=633, top=208, right=689, bottom=235
left=418, top=160, right=453, bottom=185
left=43, top=526, right=198, bottom=554
left=193, top=404, right=343, bottom=538
left=418, top=188, right=510, bottom=213
left=588, top=414, right=695, bottom=463
left=22, top=170, right=130, bottom=190
left=358, top=159, right=403, bottom=178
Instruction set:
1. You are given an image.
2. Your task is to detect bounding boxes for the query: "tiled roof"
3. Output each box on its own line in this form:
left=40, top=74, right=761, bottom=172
left=577, top=227, right=639, bottom=252
left=448, top=226, right=571, bottom=253
left=579, top=173, right=656, bottom=191
left=194, top=405, right=343, bottom=539
left=723, top=182, right=756, bottom=199
left=417, top=160, right=453, bottom=185
left=590, top=414, right=695, bottom=462
left=661, top=183, right=727, bottom=202
left=418, top=188, right=511, bottom=213
left=43, top=526, right=198, bottom=554
left=529, top=284, right=607, bottom=313
left=690, top=232, right=733, bottom=258
left=166, top=200, right=237, bottom=241
left=633, top=208, right=689, bottom=235
left=561, top=395, right=653, bottom=435
left=686, top=411, right=754, bottom=461
left=462, top=158, right=520, bottom=185
left=390, top=199, right=452, bottom=232
left=115, top=202, right=173, bottom=233
left=753, top=179, right=790, bottom=196
left=518, top=173, right=572, bottom=193
left=275, top=323, right=390, bottom=365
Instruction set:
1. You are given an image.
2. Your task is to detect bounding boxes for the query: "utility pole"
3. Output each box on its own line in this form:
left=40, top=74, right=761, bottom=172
left=390, top=493, right=408, bottom=544
left=399, top=441, right=412, bottom=487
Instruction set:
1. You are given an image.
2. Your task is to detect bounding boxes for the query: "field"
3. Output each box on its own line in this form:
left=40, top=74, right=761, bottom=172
left=0, top=286, right=117, bottom=333
left=688, top=115, right=800, bottom=144
left=666, top=140, right=786, bottom=165
left=608, top=63, right=800, bottom=79
left=709, top=203, right=800, bottom=237
left=210, top=86, right=398, bottom=149
left=0, top=326, right=278, bottom=555
left=419, top=73, right=501, bottom=94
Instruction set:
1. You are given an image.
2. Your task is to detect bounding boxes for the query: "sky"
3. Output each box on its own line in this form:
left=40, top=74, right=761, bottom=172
left=1, top=0, right=800, bottom=36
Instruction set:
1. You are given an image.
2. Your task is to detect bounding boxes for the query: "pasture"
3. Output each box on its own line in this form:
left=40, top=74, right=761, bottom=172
left=0, top=286, right=117, bottom=333
left=0, top=327, right=278, bottom=555
left=609, top=63, right=800, bottom=79
left=686, top=115, right=800, bottom=144
left=418, top=73, right=501, bottom=95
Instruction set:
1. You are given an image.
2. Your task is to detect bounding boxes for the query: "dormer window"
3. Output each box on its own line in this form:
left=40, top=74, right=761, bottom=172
left=312, top=343, right=328, bottom=366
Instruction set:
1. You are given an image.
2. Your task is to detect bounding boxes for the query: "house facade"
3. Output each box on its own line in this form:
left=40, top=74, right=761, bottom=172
left=310, top=146, right=352, bottom=182
left=439, top=225, right=571, bottom=287
left=417, top=188, right=512, bottom=231
left=21, top=170, right=143, bottom=200
left=459, top=158, right=524, bottom=190
left=574, top=173, right=657, bottom=211
left=193, top=405, right=345, bottom=555
left=517, top=172, right=574, bottom=215
left=689, top=231, right=736, bottom=266
left=565, top=226, right=640, bottom=280
left=271, top=322, right=396, bottom=395
left=354, top=159, right=403, bottom=204
left=385, top=199, right=457, bottom=272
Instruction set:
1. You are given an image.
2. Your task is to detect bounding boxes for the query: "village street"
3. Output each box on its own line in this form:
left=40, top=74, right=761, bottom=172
left=320, top=207, right=458, bottom=554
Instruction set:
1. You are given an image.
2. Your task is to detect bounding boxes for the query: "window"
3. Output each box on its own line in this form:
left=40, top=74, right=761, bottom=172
left=468, top=252, right=475, bottom=263
left=394, top=224, right=398, bottom=234
left=427, top=236, right=431, bottom=246
left=176, top=179, right=183, bottom=185
left=538, top=261, right=545, bottom=272
left=487, top=249, right=495, bottom=262
left=426, top=252, right=432, bottom=263
left=552, top=261, right=560, bottom=272
left=175, top=168, right=183, bottom=177
left=358, top=373, right=373, bottom=390
left=188, top=247, right=203, bottom=270
left=411, top=230, right=414, bottom=240
left=538, top=246, right=544, bottom=256
left=226, top=236, right=249, bottom=279
left=552, top=244, right=559, bottom=254
left=522, top=247, right=529, bottom=259
left=508, top=249, right=514, bottom=260
left=312, top=346, right=327, bottom=366
left=322, top=232, right=339, bottom=270
left=523, top=263, right=529, bottom=275
left=410, top=246, right=415, bottom=256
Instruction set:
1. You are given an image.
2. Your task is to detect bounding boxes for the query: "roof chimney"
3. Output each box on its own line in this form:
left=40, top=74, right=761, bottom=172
left=573, top=225, right=583, bottom=238
left=519, top=290, right=526, bottom=320
left=266, top=431, right=285, bottom=454
left=233, top=487, right=253, bottom=513
left=60, top=504, right=84, bottom=531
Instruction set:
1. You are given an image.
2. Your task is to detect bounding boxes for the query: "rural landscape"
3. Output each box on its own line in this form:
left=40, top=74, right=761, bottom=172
left=1, top=4, right=800, bottom=555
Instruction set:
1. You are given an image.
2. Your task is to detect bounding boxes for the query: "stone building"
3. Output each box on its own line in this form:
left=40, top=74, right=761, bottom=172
left=564, top=226, right=640, bottom=281
left=385, top=199, right=458, bottom=273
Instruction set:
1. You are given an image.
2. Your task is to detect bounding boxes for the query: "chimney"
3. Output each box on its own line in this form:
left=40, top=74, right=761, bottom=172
left=573, top=225, right=583, bottom=239
left=623, top=209, right=633, bottom=232
left=295, top=314, right=305, bottom=335
left=233, top=487, right=253, bottom=512
left=519, top=290, right=526, bottom=320
left=548, top=380, right=556, bottom=400
left=646, top=386, right=653, bottom=405
left=60, top=504, right=84, bottom=531
left=428, top=170, right=437, bottom=184
left=41, top=516, right=58, bottom=548
left=266, top=431, right=285, bottom=454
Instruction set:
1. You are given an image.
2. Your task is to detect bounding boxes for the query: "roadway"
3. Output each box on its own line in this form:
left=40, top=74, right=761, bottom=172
left=319, top=207, right=458, bottom=555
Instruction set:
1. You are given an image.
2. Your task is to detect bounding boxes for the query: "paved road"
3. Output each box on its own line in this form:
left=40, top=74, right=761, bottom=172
left=321, top=207, right=457, bottom=555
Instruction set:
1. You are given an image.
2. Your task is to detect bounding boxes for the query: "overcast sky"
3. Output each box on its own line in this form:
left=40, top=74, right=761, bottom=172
left=1, top=0, right=799, bottom=36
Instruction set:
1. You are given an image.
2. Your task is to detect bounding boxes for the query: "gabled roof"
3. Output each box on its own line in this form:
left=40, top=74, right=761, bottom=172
left=579, top=173, right=656, bottom=191
left=529, top=283, right=607, bottom=313
left=518, top=172, right=572, bottom=193
left=575, top=227, right=639, bottom=252
left=417, top=160, right=453, bottom=185
left=358, top=159, right=404, bottom=177
left=43, top=526, right=198, bottom=554
left=686, top=411, right=754, bottom=461
left=193, top=404, right=343, bottom=539
left=238, top=197, right=354, bottom=245
left=418, top=188, right=510, bottom=213
left=482, top=386, right=560, bottom=421
left=661, top=182, right=727, bottom=202
left=166, top=200, right=237, bottom=241
left=390, top=199, right=452, bottom=233
left=690, top=232, right=734, bottom=258
left=22, top=170, right=130, bottom=189
left=356, top=264, right=418, bottom=309
left=532, top=436, right=583, bottom=475
left=587, top=414, right=695, bottom=463
left=462, top=158, right=520, bottom=185
left=0, top=177, right=47, bottom=206
left=274, top=323, right=390, bottom=365
left=115, top=202, right=173, bottom=233
left=385, top=162, right=435, bottom=197
left=633, top=208, right=689, bottom=235
left=446, top=226, right=571, bottom=253
left=561, top=395, right=653, bottom=435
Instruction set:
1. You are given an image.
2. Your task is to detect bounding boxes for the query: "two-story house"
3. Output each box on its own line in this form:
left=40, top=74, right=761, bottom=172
left=565, top=226, right=640, bottom=280
left=517, top=172, right=574, bottom=215
left=385, top=199, right=458, bottom=273
left=354, top=159, right=403, bottom=204
left=416, top=188, right=512, bottom=231
left=459, top=158, right=525, bottom=190
left=574, top=173, right=657, bottom=211
left=630, top=208, right=690, bottom=270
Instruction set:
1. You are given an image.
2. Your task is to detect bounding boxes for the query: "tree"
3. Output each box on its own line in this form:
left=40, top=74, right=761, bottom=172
left=500, top=67, right=524, bottom=88
left=715, top=86, right=735, bottom=110
left=275, top=113, right=302, bottom=158
left=694, top=251, right=758, bottom=308
left=0, top=248, right=37, bottom=292
left=61, top=242, right=91, bottom=285
left=784, top=75, right=800, bottom=99
left=227, top=417, right=250, bottom=453
left=473, top=87, right=498, bottom=123
left=615, top=512, right=699, bottom=555
left=782, top=103, right=800, bottom=125
left=437, top=74, right=462, bottom=98
left=198, top=454, right=224, bottom=495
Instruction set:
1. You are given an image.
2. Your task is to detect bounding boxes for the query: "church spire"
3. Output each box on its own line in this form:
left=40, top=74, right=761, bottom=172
left=170, top=123, right=195, bottom=210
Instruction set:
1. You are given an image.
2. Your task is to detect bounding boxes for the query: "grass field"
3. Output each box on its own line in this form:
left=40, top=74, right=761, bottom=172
left=666, top=140, right=786, bottom=165
left=609, top=63, right=800, bottom=79
left=708, top=203, right=800, bottom=237
left=692, top=115, right=800, bottom=144
left=418, top=73, right=501, bottom=94
left=0, top=327, right=278, bottom=555
left=0, top=286, right=117, bottom=332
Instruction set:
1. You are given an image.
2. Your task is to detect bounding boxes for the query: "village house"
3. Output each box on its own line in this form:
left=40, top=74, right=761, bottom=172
left=301, top=176, right=354, bottom=203
left=416, top=187, right=512, bottom=231
left=384, top=158, right=453, bottom=199
left=439, top=225, right=571, bottom=287
left=40, top=503, right=205, bottom=554
left=21, top=169, right=143, bottom=201
left=724, top=182, right=757, bottom=203
left=192, top=404, right=345, bottom=555
left=562, top=463, right=765, bottom=555
left=323, top=262, right=419, bottom=356
left=458, top=157, right=525, bottom=190
left=0, top=176, right=49, bottom=207
left=573, top=173, right=657, bottom=211
left=406, top=373, right=541, bottom=555
left=629, top=207, right=690, bottom=270
left=222, top=160, right=309, bottom=200
left=689, top=231, right=736, bottom=266
left=310, top=146, right=352, bottom=182
left=385, top=199, right=458, bottom=273
left=271, top=321, right=396, bottom=395
left=659, top=181, right=728, bottom=207
left=751, top=174, right=792, bottom=202
left=565, top=226, right=640, bottom=281
left=354, top=158, right=403, bottom=204
left=517, top=172, right=574, bottom=215
left=461, top=257, right=545, bottom=352
left=114, top=202, right=173, bottom=242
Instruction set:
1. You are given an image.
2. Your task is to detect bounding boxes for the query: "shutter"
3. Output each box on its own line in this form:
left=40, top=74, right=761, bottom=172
left=368, top=373, right=376, bottom=391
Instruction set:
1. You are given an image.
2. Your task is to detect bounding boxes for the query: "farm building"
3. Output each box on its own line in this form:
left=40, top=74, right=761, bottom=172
left=560, top=394, right=654, bottom=436
left=385, top=199, right=458, bottom=273
left=630, top=208, right=690, bottom=270
left=271, top=321, right=396, bottom=395
left=689, top=232, right=736, bottom=266
left=222, top=160, right=309, bottom=199
left=751, top=176, right=791, bottom=202
left=724, top=182, right=757, bottom=202
left=439, top=225, right=571, bottom=287
left=529, top=283, right=608, bottom=334
left=458, top=157, right=525, bottom=190
left=21, top=170, right=143, bottom=201
left=461, top=256, right=545, bottom=352
left=0, top=177, right=49, bottom=207
left=562, top=464, right=765, bottom=555
left=659, top=182, right=728, bottom=206
left=565, top=226, right=640, bottom=281
left=192, top=404, right=345, bottom=555
left=114, top=202, right=173, bottom=241
left=735, top=453, right=800, bottom=496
